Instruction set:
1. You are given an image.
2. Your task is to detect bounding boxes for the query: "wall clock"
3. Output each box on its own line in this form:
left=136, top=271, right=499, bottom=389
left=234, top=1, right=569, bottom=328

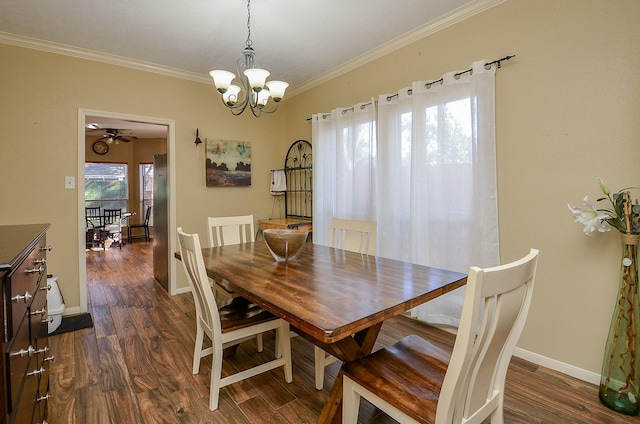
left=92, top=140, right=109, bottom=155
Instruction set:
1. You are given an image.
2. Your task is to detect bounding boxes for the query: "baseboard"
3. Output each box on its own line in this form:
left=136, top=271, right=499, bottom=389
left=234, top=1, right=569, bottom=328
left=404, top=314, right=602, bottom=386
left=514, top=347, right=600, bottom=385
left=174, top=286, right=192, bottom=295
left=62, top=306, right=81, bottom=316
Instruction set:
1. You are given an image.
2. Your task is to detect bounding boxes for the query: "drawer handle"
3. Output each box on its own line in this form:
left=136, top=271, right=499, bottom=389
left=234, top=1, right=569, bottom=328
left=31, top=308, right=47, bottom=316
left=25, top=266, right=44, bottom=274
left=10, top=345, right=35, bottom=357
left=34, top=258, right=47, bottom=265
left=36, top=393, right=51, bottom=402
left=41, top=284, right=52, bottom=292
left=34, top=346, right=49, bottom=355
left=12, top=291, right=32, bottom=303
left=44, top=355, right=55, bottom=362
left=39, top=245, right=52, bottom=252
left=27, top=366, right=45, bottom=377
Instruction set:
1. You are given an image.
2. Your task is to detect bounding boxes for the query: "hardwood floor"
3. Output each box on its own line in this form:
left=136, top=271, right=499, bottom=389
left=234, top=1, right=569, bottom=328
left=48, top=242, right=639, bottom=423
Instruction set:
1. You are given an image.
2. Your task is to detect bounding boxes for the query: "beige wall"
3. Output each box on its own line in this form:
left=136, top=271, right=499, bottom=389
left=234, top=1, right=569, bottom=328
left=0, top=44, right=289, bottom=309
left=283, top=0, right=640, bottom=376
left=1, top=0, right=638, bottom=378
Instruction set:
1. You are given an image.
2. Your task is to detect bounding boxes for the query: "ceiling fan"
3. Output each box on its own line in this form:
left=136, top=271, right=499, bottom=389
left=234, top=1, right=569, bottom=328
left=87, top=125, right=137, bottom=144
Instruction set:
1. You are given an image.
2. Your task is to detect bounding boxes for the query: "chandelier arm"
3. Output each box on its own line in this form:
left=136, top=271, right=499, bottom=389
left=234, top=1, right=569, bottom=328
left=231, top=101, right=250, bottom=116
left=210, top=0, right=287, bottom=117
left=236, top=57, right=256, bottom=109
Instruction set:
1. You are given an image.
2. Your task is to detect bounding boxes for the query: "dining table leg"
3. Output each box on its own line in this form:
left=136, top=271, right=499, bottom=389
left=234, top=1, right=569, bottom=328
left=316, top=322, right=383, bottom=424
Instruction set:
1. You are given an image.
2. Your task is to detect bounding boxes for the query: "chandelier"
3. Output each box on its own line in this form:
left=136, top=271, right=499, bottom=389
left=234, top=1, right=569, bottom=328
left=209, top=0, right=288, bottom=117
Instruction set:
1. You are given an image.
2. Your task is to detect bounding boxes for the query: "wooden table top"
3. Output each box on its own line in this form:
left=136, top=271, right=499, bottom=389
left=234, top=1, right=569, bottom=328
left=193, top=242, right=467, bottom=344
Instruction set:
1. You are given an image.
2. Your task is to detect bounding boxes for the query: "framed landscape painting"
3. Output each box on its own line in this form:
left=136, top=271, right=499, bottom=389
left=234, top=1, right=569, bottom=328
left=205, top=139, right=251, bottom=187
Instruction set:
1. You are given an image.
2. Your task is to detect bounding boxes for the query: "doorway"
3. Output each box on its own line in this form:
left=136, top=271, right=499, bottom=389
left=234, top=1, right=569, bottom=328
left=77, top=109, right=177, bottom=313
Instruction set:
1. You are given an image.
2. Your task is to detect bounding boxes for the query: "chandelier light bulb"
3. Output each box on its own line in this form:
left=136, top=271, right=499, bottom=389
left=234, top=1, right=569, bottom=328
left=256, top=88, right=270, bottom=107
left=243, top=68, right=270, bottom=92
left=210, top=70, right=236, bottom=94
left=265, top=81, right=288, bottom=102
left=223, top=85, right=242, bottom=106
left=208, top=0, right=287, bottom=117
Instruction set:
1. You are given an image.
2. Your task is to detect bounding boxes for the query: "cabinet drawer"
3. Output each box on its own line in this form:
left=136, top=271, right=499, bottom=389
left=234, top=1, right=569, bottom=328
left=34, top=384, right=49, bottom=424
left=11, top=364, right=38, bottom=424
left=6, top=318, right=32, bottom=413
left=11, top=392, right=35, bottom=424
left=6, top=247, right=46, bottom=339
left=35, top=338, right=51, bottom=402
left=30, top=281, right=49, bottom=342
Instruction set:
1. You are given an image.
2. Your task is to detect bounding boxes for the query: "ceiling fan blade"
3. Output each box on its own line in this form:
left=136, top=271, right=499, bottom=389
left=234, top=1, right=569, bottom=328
left=85, top=123, right=102, bottom=130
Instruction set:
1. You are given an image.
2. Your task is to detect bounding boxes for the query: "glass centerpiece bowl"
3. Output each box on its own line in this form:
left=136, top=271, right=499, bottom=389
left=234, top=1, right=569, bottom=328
left=263, top=229, right=309, bottom=263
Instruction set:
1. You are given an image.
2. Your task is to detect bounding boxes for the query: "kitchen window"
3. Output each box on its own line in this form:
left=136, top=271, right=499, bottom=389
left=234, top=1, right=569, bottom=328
left=85, top=162, right=128, bottom=211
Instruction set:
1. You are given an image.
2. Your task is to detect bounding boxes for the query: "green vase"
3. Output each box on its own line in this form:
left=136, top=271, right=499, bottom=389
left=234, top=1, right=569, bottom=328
left=599, top=233, right=640, bottom=415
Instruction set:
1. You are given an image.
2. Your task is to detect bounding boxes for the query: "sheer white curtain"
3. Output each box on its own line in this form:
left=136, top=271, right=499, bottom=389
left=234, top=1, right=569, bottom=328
left=377, top=60, right=499, bottom=326
left=312, top=60, right=499, bottom=326
left=312, top=100, right=377, bottom=247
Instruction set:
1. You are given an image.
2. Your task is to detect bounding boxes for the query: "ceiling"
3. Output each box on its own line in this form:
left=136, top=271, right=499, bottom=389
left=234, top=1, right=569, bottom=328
left=0, top=0, right=497, bottom=138
left=85, top=117, right=168, bottom=140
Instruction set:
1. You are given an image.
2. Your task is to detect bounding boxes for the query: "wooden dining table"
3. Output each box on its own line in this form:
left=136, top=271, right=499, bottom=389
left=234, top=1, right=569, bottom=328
left=177, top=241, right=467, bottom=423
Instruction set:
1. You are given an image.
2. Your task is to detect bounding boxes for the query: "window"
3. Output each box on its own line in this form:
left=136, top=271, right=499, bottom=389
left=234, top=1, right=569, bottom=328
left=139, top=163, right=153, bottom=225
left=85, top=162, right=128, bottom=210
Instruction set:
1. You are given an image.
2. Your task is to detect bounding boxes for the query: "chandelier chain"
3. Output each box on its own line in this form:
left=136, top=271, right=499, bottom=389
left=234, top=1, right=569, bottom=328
left=209, top=0, right=288, bottom=117
left=246, top=0, right=252, bottom=48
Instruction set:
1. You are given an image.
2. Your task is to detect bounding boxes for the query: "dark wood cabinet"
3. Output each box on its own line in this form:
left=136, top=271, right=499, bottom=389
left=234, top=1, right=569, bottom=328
left=0, top=224, right=51, bottom=424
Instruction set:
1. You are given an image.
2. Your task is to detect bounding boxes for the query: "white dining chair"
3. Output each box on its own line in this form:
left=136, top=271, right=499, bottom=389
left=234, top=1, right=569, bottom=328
left=341, top=249, right=539, bottom=424
left=329, top=218, right=377, bottom=256
left=314, top=218, right=378, bottom=390
left=206, top=214, right=255, bottom=299
left=177, top=227, right=293, bottom=411
left=207, top=214, right=267, bottom=350
left=207, top=214, right=255, bottom=247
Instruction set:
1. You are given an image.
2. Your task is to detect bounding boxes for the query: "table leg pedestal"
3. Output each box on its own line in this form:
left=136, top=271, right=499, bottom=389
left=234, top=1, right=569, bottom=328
left=316, top=322, right=383, bottom=424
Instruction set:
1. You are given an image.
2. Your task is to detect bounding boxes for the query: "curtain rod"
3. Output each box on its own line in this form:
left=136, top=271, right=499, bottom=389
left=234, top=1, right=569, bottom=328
left=305, top=54, right=515, bottom=121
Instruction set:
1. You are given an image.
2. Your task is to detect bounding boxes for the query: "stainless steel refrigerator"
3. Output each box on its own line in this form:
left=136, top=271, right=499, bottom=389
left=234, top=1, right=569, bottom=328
left=153, top=153, right=168, bottom=290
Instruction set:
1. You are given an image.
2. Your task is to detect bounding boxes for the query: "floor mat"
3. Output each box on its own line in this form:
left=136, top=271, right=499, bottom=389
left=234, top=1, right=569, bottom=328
left=49, top=313, right=94, bottom=335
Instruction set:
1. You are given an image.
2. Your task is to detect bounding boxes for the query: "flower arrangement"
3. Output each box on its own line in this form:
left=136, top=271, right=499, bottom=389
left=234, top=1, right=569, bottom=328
left=568, top=178, right=640, bottom=235
left=569, top=178, right=640, bottom=414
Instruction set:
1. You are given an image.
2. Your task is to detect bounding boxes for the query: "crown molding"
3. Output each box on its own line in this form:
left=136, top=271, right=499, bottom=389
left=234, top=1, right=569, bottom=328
left=0, top=31, right=211, bottom=84
left=0, top=0, right=506, bottom=96
left=288, top=0, right=507, bottom=97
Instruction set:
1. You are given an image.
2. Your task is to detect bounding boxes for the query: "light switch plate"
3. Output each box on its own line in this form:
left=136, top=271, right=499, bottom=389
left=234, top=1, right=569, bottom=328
left=65, top=176, right=75, bottom=189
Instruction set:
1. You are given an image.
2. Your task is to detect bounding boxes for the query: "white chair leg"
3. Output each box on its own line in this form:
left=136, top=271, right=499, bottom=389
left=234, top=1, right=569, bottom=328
left=257, top=333, right=264, bottom=352
left=280, top=321, right=293, bottom=383
left=193, top=324, right=204, bottom=374
left=314, top=346, right=326, bottom=390
left=275, top=329, right=281, bottom=358
left=342, top=376, right=361, bottom=424
left=491, top=395, right=505, bottom=424
left=209, top=344, right=224, bottom=411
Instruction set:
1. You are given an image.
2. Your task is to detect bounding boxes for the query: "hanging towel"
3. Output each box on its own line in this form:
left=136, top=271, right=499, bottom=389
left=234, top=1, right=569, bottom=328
left=270, top=170, right=287, bottom=195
